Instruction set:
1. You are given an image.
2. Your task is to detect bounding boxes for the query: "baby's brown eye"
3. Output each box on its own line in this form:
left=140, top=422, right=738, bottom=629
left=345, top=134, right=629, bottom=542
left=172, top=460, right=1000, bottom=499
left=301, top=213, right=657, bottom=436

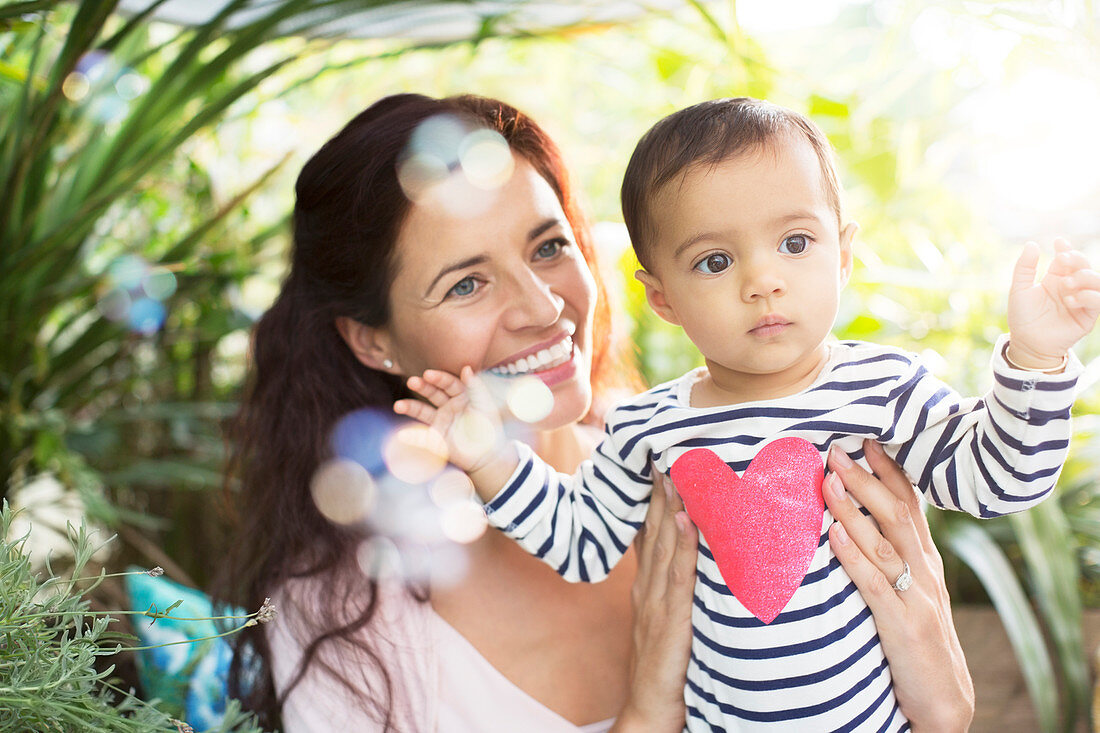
left=694, top=253, right=732, bottom=274
left=780, top=235, right=808, bottom=254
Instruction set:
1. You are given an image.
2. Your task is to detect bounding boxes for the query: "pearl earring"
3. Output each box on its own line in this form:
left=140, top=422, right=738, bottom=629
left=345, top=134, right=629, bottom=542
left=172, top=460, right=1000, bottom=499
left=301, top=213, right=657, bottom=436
left=382, top=359, right=394, bottom=369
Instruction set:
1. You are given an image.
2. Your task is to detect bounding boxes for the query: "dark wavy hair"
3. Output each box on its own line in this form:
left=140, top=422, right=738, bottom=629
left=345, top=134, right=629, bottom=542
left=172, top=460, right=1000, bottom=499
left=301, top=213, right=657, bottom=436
left=214, top=93, right=642, bottom=729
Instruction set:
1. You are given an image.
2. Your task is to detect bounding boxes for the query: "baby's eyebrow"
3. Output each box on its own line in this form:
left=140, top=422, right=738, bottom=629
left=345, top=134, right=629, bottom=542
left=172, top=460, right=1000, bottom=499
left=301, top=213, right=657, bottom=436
left=673, top=231, right=722, bottom=259
left=772, top=210, right=823, bottom=226
left=671, top=209, right=828, bottom=259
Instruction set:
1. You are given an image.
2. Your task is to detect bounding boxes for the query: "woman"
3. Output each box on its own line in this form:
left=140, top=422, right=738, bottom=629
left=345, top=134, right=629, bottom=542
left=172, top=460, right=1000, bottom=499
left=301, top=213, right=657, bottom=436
left=217, top=93, right=973, bottom=731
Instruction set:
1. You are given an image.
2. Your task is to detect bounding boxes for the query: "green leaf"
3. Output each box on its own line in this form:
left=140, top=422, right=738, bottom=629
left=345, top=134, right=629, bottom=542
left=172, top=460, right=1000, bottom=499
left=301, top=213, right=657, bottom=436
left=655, top=48, right=689, bottom=81
left=103, top=459, right=225, bottom=490
left=850, top=149, right=898, bottom=201
left=0, top=1, right=57, bottom=22
left=838, top=313, right=882, bottom=339
left=939, top=518, right=1060, bottom=732
left=685, top=0, right=727, bottom=45
left=1010, top=500, right=1090, bottom=727
left=809, top=94, right=850, bottom=118
left=0, top=57, right=40, bottom=87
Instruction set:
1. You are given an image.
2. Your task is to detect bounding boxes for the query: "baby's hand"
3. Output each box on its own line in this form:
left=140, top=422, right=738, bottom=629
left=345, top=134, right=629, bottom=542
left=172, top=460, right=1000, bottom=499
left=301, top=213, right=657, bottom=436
left=394, top=366, right=503, bottom=476
left=1007, top=239, right=1100, bottom=369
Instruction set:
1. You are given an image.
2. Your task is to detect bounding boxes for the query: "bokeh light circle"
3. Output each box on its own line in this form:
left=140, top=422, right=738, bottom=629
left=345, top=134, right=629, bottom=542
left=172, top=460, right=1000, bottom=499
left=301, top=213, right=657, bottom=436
left=397, top=153, right=450, bottom=202
left=96, top=288, right=132, bottom=322
left=451, top=411, right=498, bottom=463
left=142, top=267, right=178, bottom=300
left=397, top=114, right=466, bottom=201
left=506, top=375, right=554, bottom=424
left=62, top=73, right=90, bottom=102
left=311, top=458, right=377, bottom=526
left=430, top=469, right=475, bottom=508
left=76, top=50, right=110, bottom=79
left=108, top=255, right=148, bottom=290
left=115, top=72, right=147, bottom=101
left=411, top=114, right=467, bottom=165
left=458, top=129, right=514, bottom=190
left=440, top=502, right=488, bottom=544
left=356, top=536, right=403, bottom=580
left=331, top=408, right=396, bottom=476
left=382, top=424, right=449, bottom=485
left=128, top=297, right=166, bottom=335
left=397, top=114, right=513, bottom=217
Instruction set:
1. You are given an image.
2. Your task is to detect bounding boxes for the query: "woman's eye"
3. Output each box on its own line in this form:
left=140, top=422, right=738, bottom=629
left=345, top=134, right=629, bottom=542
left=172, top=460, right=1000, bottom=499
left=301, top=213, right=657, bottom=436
left=694, top=253, right=732, bottom=274
left=779, top=234, right=809, bottom=254
left=447, top=276, right=479, bottom=298
left=536, top=239, right=564, bottom=259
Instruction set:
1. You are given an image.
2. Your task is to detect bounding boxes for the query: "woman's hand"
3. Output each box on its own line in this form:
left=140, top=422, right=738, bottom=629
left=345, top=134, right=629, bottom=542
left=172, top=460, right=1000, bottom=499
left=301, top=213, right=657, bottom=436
left=612, top=469, right=698, bottom=733
left=825, top=439, right=975, bottom=733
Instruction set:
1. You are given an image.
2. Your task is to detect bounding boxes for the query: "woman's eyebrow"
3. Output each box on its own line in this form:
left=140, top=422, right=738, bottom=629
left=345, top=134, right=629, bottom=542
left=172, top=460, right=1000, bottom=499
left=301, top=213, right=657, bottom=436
left=528, top=218, right=561, bottom=241
left=425, top=255, right=487, bottom=298
left=423, top=219, right=562, bottom=298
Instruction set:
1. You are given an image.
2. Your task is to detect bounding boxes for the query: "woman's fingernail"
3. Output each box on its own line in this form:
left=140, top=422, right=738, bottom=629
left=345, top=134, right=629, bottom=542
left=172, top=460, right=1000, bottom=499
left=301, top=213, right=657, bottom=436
left=830, top=445, right=853, bottom=468
left=662, top=475, right=674, bottom=501
left=833, top=522, right=850, bottom=545
left=827, top=473, right=846, bottom=501
left=675, top=512, right=689, bottom=533
left=867, top=440, right=884, bottom=456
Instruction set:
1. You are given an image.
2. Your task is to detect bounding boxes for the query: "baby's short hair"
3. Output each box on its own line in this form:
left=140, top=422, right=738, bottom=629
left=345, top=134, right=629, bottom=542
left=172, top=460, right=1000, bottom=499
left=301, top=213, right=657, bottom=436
left=621, top=97, right=842, bottom=270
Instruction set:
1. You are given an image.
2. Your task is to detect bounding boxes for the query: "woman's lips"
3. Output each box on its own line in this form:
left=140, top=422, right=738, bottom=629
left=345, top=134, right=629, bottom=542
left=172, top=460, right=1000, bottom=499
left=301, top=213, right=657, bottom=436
left=488, top=333, right=574, bottom=376
left=534, top=349, right=579, bottom=387
left=487, top=333, right=583, bottom=387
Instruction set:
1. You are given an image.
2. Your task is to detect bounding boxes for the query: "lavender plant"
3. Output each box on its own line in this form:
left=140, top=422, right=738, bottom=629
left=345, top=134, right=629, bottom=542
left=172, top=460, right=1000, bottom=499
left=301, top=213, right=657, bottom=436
left=0, top=501, right=266, bottom=732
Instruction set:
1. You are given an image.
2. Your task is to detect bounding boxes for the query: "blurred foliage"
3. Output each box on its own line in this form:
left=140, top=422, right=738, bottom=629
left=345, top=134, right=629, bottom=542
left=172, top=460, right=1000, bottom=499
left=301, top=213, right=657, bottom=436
left=2, top=0, right=1099, bottom=730
left=0, top=0, right=613, bottom=583
left=0, top=0, right=347, bottom=593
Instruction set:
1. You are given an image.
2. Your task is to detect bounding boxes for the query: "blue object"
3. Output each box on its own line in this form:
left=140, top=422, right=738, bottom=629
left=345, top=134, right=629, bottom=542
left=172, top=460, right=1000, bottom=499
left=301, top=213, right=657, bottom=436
left=124, top=569, right=238, bottom=730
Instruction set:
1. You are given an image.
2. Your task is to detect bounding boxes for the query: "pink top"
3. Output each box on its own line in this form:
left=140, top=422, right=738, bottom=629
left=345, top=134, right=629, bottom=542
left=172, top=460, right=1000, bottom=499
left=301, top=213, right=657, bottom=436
left=268, top=578, right=615, bottom=732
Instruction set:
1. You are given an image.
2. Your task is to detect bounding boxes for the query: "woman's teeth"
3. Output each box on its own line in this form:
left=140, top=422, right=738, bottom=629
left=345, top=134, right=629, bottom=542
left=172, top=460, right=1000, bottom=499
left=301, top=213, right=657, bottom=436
left=489, top=336, right=573, bottom=376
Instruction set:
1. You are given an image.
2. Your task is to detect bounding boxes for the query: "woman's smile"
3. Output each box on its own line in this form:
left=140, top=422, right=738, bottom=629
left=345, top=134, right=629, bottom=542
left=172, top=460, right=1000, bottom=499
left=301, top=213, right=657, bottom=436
left=488, top=325, right=575, bottom=380
left=381, top=159, right=597, bottom=427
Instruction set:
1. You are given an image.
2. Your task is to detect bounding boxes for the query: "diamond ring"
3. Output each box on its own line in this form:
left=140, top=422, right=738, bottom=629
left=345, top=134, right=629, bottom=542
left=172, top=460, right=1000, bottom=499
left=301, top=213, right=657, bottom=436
left=891, top=561, right=913, bottom=592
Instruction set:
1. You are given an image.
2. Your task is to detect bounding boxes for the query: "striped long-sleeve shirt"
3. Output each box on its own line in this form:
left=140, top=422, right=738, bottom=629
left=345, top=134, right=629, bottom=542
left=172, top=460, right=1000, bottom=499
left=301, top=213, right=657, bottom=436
left=483, top=335, right=1082, bottom=732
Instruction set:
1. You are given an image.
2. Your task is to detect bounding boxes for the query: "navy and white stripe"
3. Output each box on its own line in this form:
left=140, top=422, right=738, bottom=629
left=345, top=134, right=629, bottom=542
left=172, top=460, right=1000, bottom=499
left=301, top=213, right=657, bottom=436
left=484, top=335, right=1080, bottom=731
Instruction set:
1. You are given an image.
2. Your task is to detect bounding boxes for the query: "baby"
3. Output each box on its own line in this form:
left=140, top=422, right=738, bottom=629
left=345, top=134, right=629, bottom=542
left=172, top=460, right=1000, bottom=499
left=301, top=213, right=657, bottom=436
left=398, top=98, right=1100, bottom=731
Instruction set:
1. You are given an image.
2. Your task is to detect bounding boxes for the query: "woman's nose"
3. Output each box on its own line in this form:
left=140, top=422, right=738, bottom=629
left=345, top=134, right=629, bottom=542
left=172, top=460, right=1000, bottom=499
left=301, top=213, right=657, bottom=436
left=740, top=257, right=786, bottom=302
left=504, top=270, right=564, bottom=330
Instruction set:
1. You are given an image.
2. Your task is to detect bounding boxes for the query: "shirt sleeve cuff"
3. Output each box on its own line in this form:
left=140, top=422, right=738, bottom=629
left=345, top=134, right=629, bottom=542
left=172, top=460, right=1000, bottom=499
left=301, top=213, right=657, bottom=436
left=480, top=440, right=554, bottom=536
left=990, top=333, right=1082, bottom=417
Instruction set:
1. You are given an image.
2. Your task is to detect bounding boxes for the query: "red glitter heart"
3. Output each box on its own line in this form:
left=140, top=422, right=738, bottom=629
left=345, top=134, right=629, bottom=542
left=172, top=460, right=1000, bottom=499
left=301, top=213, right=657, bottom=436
left=670, top=437, right=824, bottom=624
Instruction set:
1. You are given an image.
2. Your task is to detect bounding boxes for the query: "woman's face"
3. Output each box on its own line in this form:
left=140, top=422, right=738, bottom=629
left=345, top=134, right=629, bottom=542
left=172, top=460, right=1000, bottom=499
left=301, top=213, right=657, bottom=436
left=380, top=158, right=598, bottom=430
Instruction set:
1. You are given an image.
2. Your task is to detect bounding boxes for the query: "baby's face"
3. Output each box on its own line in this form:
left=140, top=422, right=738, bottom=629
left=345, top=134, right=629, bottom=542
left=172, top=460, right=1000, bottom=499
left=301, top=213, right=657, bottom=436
left=638, top=134, right=855, bottom=399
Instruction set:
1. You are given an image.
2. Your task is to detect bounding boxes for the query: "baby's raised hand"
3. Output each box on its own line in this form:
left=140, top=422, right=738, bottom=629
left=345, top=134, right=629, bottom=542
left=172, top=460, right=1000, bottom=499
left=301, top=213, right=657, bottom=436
left=394, top=366, right=503, bottom=476
left=1007, top=239, right=1100, bottom=369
